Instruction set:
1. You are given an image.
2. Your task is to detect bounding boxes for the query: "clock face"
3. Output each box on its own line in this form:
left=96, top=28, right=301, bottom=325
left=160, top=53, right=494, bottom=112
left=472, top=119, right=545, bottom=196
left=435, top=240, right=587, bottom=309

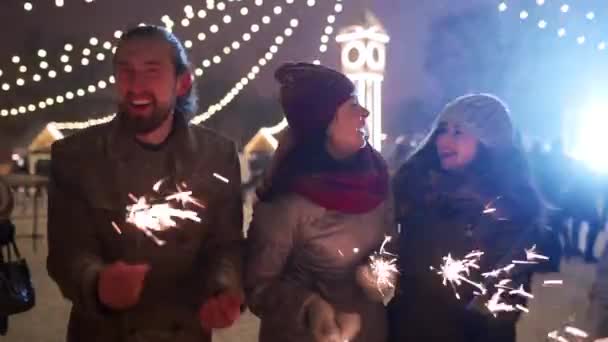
left=341, top=39, right=386, bottom=72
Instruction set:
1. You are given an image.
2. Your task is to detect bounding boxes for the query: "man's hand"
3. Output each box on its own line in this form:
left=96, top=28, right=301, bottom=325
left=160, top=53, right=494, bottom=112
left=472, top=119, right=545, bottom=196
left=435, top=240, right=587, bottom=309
left=199, top=291, right=243, bottom=331
left=97, top=262, right=150, bottom=311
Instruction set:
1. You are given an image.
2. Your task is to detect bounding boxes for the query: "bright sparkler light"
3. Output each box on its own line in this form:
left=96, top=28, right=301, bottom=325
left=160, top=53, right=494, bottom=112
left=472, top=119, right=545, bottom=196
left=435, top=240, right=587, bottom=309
left=435, top=243, right=553, bottom=317
left=113, top=180, right=204, bottom=246
left=485, top=290, right=517, bottom=315
left=431, top=251, right=486, bottom=299
left=212, top=173, right=230, bottom=183
left=543, top=280, right=564, bottom=287
left=482, top=263, right=515, bottom=278
left=368, top=236, right=399, bottom=294
left=525, top=245, right=550, bottom=262
left=547, top=325, right=589, bottom=341
left=508, top=284, right=534, bottom=299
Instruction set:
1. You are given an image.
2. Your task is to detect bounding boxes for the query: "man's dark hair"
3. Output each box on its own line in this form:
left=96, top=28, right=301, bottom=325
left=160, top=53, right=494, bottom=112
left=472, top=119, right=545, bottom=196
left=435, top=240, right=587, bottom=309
left=114, top=25, right=198, bottom=119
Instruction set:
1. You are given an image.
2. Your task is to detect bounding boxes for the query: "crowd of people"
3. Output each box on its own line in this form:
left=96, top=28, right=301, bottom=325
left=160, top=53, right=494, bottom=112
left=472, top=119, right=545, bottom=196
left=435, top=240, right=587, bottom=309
left=0, top=25, right=607, bottom=342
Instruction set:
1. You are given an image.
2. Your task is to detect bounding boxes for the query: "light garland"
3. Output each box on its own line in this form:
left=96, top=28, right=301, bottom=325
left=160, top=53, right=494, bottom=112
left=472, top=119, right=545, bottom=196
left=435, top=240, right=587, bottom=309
left=498, top=1, right=607, bottom=51
left=190, top=20, right=299, bottom=124
left=22, top=0, right=97, bottom=12
left=1, top=1, right=287, bottom=118
left=4, top=2, right=239, bottom=95
left=190, top=0, right=343, bottom=124
left=312, top=0, right=343, bottom=64
left=50, top=0, right=342, bottom=128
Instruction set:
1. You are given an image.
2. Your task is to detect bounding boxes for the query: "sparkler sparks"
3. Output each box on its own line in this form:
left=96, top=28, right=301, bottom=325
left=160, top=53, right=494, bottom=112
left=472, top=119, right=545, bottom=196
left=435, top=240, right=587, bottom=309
left=435, top=244, right=552, bottom=317
left=485, top=290, right=516, bottom=315
left=543, top=280, right=564, bottom=287
left=368, top=236, right=399, bottom=295
left=113, top=179, right=204, bottom=246
left=547, top=325, right=589, bottom=342
left=431, top=251, right=486, bottom=299
left=111, top=221, right=122, bottom=234
left=482, top=263, right=515, bottom=278
left=212, top=172, right=230, bottom=183
left=525, top=245, right=550, bottom=262
left=563, top=326, right=588, bottom=338
left=482, top=196, right=502, bottom=215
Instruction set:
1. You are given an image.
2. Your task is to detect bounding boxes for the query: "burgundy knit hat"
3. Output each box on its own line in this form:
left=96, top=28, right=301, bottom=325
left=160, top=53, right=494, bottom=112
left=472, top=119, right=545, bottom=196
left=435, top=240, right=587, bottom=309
left=275, top=62, right=355, bottom=140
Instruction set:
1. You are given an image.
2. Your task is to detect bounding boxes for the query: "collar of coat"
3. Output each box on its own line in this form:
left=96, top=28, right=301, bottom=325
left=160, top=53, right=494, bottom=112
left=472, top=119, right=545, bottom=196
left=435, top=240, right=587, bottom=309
left=105, top=113, right=199, bottom=181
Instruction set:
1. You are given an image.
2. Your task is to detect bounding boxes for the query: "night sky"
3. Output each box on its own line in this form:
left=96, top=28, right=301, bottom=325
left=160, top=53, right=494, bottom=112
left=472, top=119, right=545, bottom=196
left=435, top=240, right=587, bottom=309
left=1, top=0, right=606, bottom=160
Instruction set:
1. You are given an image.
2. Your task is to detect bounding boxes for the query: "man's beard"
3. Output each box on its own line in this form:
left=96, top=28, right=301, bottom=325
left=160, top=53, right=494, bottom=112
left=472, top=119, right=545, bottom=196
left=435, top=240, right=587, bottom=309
left=118, top=100, right=172, bottom=134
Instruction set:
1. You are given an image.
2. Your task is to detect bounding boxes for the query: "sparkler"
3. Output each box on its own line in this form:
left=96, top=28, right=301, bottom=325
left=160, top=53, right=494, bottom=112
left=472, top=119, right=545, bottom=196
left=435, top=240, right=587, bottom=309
left=485, top=289, right=517, bottom=315
left=212, top=172, right=230, bottom=183
left=430, top=251, right=487, bottom=299
left=482, top=263, right=515, bottom=279
left=525, top=244, right=550, bottom=262
left=113, top=179, right=204, bottom=246
left=436, top=242, right=553, bottom=318
left=508, top=284, right=534, bottom=299
left=547, top=325, right=589, bottom=342
left=368, top=236, right=399, bottom=295
left=543, top=280, right=564, bottom=287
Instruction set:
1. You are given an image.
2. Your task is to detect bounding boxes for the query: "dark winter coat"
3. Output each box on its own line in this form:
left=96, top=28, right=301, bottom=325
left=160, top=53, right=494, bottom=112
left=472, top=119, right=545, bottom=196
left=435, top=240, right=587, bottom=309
left=388, top=151, right=542, bottom=342
left=47, top=116, right=244, bottom=342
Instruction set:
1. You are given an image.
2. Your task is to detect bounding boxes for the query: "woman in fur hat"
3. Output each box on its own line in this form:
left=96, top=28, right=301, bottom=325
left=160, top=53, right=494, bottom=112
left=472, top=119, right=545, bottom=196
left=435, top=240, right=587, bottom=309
left=245, top=62, right=395, bottom=342
left=388, top=94, right=545, bottom=342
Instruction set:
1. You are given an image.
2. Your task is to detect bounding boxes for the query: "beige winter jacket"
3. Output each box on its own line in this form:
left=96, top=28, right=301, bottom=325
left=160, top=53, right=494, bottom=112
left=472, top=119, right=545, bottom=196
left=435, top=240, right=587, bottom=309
left=245, top=193, right=395, bottom=342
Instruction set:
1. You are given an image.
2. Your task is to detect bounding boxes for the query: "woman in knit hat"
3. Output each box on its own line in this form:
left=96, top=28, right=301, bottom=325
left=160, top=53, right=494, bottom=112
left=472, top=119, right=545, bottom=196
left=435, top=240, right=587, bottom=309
left=245, top=62, right=395, bottom=342
left=388, top=94, right=546, bottom=342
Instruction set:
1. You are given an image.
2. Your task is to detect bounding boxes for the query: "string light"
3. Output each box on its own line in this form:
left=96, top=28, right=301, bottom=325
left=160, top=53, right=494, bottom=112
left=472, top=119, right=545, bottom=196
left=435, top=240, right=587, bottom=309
left=8, top=3, right=245, bottom=96
left=191, top=0, right=345, bottom=125
left=10, top=0, right=331, bottom=121
left=58, top=3, right=315, bottom=128
left=6, top=2, right=239, bottom=97
left=499, top=1, right=608, bottom=51
left=191, top=22, right=298, bottom=124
